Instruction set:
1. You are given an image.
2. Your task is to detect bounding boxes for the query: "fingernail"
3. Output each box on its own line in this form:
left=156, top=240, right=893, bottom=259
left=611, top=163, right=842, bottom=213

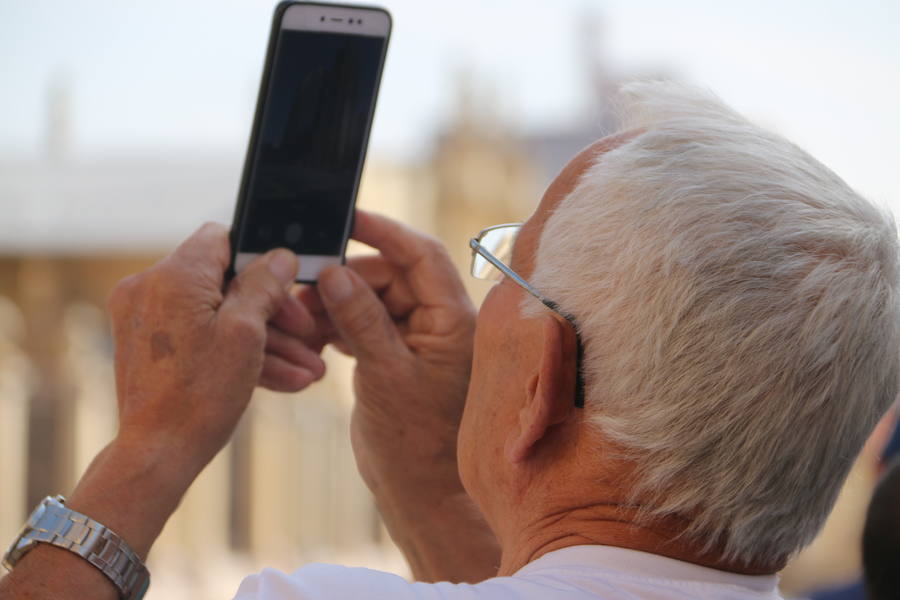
left=268, top=249, right=297, bottom=283
left=320, top=268, right=353, bottom=303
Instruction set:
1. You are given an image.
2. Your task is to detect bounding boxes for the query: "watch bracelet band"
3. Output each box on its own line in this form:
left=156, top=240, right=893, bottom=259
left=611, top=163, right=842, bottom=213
left=2, top=495, right=150, bottom=600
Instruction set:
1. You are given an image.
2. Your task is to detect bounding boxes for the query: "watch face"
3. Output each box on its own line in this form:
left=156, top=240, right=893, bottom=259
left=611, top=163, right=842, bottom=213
left=2, top=524, right=30, bottom=571
left=2, top=497, right=55, bottom=571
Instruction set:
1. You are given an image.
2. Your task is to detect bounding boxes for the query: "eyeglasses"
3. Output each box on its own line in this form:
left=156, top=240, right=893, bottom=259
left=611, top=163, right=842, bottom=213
left=469, top=224, right=585, bottom=408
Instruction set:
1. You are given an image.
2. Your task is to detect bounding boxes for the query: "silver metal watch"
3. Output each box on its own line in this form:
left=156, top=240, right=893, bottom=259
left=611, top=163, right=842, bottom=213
left=2, top=495, right=150, bottom=600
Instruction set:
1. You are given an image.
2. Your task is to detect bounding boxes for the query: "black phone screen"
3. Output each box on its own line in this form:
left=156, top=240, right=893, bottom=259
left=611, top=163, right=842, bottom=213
left=238, top=29, right=386, bottom=256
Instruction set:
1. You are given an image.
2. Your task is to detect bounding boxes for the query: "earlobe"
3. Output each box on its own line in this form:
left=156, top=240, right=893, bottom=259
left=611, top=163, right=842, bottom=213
left=504, top=316, right=575, bottom=463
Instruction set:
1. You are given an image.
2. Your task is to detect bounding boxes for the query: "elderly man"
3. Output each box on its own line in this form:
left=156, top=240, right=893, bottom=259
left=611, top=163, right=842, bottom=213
left=1, top=83, right=898, bottom=600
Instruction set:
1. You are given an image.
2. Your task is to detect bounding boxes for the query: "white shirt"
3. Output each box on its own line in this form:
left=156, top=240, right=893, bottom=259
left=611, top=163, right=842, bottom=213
left=232, top=545, right=784, bottom=600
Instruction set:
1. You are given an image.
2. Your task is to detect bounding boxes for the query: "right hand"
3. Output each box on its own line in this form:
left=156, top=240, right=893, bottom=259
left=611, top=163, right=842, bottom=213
left=299, top=211, right=501, bottom=582
left=305, top=210, right=476, bottom=497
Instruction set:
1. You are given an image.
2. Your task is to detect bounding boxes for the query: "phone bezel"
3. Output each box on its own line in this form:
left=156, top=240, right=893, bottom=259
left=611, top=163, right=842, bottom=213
left=229, top=1, right=392, bottom=284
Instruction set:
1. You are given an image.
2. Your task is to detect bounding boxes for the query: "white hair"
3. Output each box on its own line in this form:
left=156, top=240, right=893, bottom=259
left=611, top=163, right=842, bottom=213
left=526, top=81, right=900, bottom=566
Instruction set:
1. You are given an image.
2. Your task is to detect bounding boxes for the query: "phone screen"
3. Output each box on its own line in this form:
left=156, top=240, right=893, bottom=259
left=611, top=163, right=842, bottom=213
left=238, top=29, right=386, bottom=257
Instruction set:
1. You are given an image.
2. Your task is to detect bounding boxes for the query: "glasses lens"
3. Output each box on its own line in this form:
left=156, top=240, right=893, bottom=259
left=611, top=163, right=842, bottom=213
left=471, top=225, right=520, bottom=280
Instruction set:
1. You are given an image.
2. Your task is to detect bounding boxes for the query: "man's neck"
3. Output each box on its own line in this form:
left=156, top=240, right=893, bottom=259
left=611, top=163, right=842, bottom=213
left=483, top=420, right=786, bottom=578
left=496, top=501, right=784, bottom=576
left=485, top=423, right=791, bottom=582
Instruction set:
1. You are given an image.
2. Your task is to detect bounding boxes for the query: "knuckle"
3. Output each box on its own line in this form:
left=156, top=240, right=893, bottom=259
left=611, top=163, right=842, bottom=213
left=224, top=313, right=265, bottom=343
left=189, top=221, right=227, bottom=242
left=342, top=296, right=386, bottom=338
left=242, top=268, right=288, bottom=306
left=422, top=234, right=445, bottom=255
left=153, top=257, right=184, bottom=282
left=201, top=221, right=230, bottom=243
left=153, top=259, right=201, bottom=294
left=108, top=274, right=140, bottom=312
left=422, top=236, right=455, bottom=267
left=260, top=270, right=288, bottom=299
left=201, top=220, right=226, bottom=233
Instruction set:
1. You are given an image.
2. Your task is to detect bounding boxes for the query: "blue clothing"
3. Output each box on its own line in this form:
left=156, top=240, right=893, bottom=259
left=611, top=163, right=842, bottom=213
left=807, top=579, right=866, bottom=600
left=883, top=422, right=900, bottom=463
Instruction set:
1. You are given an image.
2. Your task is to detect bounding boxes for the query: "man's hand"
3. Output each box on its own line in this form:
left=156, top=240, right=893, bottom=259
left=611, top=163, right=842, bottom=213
left=301, top=211, right=500, bottom=582
left=0, top=223, right=324, bottom=600
left=108, top=222, right=324, bottom=469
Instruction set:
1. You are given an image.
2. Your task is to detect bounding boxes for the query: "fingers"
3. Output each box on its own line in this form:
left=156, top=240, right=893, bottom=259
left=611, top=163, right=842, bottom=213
left=352, top=210, right=439, bottom=269
left=317, top=265, right=408, bottom=361
left=295, top=284, right=326, bottom=316
left=265, top=325, right=326, bottom=377
left=271, top=289, right=318, bottom=339
left=259, top=353, right=319, bottom=393
left=352, top=210, right=470, bottom=307
left=260, top=311, right=327, bottom=393
left=293, top=286, right=341, bottom=343
left=346, top=255, right=418, bottom=318
left=220, top=249, right=298, bottom=327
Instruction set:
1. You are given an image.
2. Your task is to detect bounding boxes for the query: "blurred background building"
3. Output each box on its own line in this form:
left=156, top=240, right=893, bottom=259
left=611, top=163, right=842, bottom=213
left=1, top=1, right=899, bottom=598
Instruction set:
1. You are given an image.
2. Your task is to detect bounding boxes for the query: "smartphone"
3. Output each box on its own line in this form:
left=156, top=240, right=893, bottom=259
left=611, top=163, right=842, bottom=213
left=230, top=1, right=391, bottom=282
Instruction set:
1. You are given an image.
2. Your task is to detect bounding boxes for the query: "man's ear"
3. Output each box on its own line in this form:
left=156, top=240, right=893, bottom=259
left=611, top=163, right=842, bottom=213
left=505, top=315, right=577, bottom=463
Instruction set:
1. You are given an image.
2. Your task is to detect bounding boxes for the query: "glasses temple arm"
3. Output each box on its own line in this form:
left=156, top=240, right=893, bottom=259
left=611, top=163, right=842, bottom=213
left=470, top=239, right=552, bottom=303
left=469, top=238, right=585, bottom=408
left=470, top=239, right=580, bottom=321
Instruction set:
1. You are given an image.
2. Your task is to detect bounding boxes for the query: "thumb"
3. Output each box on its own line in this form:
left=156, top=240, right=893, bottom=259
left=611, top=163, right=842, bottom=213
left=318, top=266, right=406, bottom=360
left=221, top=249, right=298, bottom=323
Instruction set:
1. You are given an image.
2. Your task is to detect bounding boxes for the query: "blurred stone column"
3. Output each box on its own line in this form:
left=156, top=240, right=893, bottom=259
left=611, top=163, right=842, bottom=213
left=321, top=352, right=380, bottom=552
left=152, top=443, right=232, bottom=560
left=245, top=349, right=384, bottom=568
left=64, top=303, right=117, bottom=479
left=293, top=393, right=340, bottom=552
left=18, top=258, right=78, bottom=505
left=0, top=297, right=32, bottom=543
left=247, top=393, right=306, bottom=566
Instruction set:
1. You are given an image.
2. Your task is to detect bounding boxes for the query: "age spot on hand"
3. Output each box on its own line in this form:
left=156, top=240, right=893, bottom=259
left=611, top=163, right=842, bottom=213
left=150, top=331, right=176, bottom=362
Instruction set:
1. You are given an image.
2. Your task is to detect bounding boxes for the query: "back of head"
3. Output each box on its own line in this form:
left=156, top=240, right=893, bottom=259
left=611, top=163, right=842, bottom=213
left=863, top=458, right=900, bottom=600
left=527, top=81, right=900, bottom=567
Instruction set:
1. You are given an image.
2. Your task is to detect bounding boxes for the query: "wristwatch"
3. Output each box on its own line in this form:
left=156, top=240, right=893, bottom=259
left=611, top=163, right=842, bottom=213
left=2, top=495, right=150, bottom=600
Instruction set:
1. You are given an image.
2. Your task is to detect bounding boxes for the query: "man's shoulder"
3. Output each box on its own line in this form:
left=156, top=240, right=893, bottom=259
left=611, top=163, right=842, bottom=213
left=234, top=563, right=487, bottom=600
left=233, top=563, right=421, bottom=600
left=231, top=562, right=588, bottom=600
left=231, top=552, right=784, bottom=600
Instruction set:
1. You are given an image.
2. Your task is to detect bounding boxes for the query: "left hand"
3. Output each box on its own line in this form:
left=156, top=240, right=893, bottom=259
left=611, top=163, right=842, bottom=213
left=0, top=223, right=327, bottom=600
left=108, top=222, right=325, bottom=469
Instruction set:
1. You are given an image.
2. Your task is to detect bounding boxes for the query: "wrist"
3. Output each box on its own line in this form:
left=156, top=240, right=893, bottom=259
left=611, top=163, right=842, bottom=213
left=3, top=495, right=150, bottom=600
left=66, top=433, right=198, bottom=559
left=381, top=485, right=485, bottom=536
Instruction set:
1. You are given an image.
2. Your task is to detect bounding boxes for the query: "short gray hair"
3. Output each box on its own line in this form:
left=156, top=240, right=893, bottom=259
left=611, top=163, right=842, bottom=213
left=527, top=81, right=900, bottom=566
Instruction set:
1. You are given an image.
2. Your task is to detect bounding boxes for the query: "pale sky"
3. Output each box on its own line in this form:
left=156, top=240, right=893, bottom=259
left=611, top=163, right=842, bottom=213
left=1, top=0, right=899, bottom=209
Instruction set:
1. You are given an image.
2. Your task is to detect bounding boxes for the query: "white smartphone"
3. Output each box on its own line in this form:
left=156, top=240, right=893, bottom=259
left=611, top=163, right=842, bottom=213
left=230, top=1, right=391, bottom=283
